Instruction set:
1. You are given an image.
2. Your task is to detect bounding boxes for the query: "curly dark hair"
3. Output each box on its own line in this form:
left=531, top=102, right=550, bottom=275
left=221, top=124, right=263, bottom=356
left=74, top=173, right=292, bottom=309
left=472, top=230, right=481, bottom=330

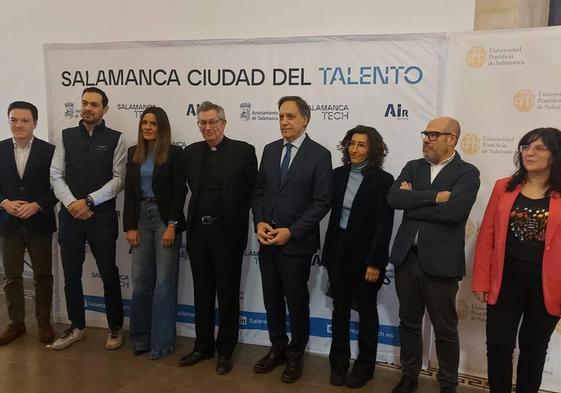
left=337, top=125, right=388, bottom=176
left=507, top=127, right=561, bottom=194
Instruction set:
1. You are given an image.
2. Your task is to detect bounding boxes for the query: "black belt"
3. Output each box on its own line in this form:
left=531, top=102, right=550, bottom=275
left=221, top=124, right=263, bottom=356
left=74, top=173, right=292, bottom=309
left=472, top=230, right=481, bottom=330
left=141, top=196, right=157, bottom=203
left=198, top=215, right=222, bottom=225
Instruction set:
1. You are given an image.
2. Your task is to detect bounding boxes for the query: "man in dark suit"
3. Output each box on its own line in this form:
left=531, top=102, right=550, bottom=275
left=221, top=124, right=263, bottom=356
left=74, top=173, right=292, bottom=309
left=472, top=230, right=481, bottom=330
left=0, top=101, right=57, bottom=345
left=252, top=96, right=332, bottom=383
left=387, top=117, right=480, bottom=393
left=178, top=101, right=257, bottom=375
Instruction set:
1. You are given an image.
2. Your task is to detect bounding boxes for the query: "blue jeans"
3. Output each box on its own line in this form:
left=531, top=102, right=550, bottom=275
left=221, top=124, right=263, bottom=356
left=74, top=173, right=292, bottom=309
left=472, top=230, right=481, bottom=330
left=129, top=201, right=180, bottom=359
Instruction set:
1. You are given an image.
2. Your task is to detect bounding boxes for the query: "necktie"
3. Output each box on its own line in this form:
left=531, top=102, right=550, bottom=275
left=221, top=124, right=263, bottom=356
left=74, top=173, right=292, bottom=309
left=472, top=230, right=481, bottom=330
left=280, top=143, right=292, bottom=182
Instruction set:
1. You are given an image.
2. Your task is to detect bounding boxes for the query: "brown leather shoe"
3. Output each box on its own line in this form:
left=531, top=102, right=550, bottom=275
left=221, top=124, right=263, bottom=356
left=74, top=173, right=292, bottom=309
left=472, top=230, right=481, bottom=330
left=253, top=347, right=288, bottom=373
left=281, top=357, right=303, bottom=383
left=0, top=323, right=26, bottom=346
left=38, top=322, right=55, bottom=344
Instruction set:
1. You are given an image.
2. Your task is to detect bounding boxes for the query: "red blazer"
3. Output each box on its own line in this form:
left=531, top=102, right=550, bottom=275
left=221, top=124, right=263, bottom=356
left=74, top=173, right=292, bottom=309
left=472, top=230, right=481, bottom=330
left=472, top=177, right=561, bottom=316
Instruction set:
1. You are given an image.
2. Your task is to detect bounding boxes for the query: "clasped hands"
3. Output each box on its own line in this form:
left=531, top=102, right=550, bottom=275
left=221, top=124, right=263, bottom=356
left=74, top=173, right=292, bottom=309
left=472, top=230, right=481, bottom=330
left=2, top=200, right=41, bottom=219
left=67, top=199, right=93, bottom=220
left=256, top=222, right=292, bottom=246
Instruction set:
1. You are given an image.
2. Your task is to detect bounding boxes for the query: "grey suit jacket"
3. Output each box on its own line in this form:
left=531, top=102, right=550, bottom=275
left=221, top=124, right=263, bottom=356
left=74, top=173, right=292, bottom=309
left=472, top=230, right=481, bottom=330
left=387, top=152, right=480, bottom=278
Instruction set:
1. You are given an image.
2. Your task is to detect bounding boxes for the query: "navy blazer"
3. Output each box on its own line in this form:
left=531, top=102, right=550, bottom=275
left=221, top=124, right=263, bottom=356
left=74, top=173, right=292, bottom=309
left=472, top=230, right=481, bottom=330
left=387, top=152, right=480, bottom=278
left=184, top=136, right=257, bottom=254
left=123, top=144, right=187, bottom=233
left=322, top=165, right=394, bottom=276
left=252, top=134, right=333, bottom=255
left=0, top=137, right=57, bottom=236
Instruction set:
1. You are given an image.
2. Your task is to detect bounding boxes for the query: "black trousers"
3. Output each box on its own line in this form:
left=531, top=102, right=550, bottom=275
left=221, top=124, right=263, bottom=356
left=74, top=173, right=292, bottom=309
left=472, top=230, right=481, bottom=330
left=328, top=265, right=382, bottom=375
left=58, top=209, right=123, bottom=330
left=259, top=246, right=312, bottom=358
left=188, top=221, right=243, bottom=356
left=486, top=258, right=559, bottom=393
left=395, top=248, right=459, bottom=388
left=1, top=230, right=53, bottom=324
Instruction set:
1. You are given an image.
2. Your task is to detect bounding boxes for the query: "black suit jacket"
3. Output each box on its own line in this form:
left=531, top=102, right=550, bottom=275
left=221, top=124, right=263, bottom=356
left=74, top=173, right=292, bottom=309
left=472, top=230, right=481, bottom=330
left=322, top=166, right=394, bottom=276
left=0, top=137, right=57, bottom=236
left=252, top=134, right=333, bottom=255
left=387, top=152, right=480, bottom=277
left=184, top=136, right=257, bottom=254
left=123, top=144, right=187, bottom=232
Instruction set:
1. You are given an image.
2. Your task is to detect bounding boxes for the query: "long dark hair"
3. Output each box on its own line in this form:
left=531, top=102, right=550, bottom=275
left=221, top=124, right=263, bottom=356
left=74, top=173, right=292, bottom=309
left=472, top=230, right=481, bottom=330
left=132, top=106, right=172, bottom=165
left=337, top=125, right=388, bottom=176
left=507, top=127, right=561, bottom=194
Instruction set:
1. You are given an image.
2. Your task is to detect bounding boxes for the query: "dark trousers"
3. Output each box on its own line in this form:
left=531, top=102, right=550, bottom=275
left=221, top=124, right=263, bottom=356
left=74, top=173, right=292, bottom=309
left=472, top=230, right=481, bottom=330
left=188, top=221, right=243, bottom=356
left=395, top=248, right=459, bottom=387
left=486, top=258, right=559, bottom=393
left=329, top=266, right=382, bottom=375
left=259, top=246, right=312, bottom=358
left=58, top=209, right=123, bottom=330
left=1, top=231, right=53, bottom=324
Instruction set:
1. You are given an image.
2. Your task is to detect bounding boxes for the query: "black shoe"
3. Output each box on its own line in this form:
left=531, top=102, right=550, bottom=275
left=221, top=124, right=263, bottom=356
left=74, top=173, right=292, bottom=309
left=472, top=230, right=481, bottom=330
left=440, top=386, right=457, bottom=393
left=133, top=349, right=150, bottom=356
left=345, top=368, right=373, bottom=389
left=177, top=350, right=214, bottom=367
left=392, top=376, right=419, bottom=393
left=281, top=357, right=303, bottom=383
left=216, top=355, right=233, bottom=375
left=0, top=323, right=26, bottom=346
left=330, top=370, right=346, bottom=386
left=253, top=347, right=288, bottom=373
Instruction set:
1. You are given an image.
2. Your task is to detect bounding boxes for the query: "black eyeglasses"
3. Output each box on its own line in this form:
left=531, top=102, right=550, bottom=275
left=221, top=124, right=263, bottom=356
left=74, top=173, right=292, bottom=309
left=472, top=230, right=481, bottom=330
left=197, top=118, right=223, bottom=129
left=421, top=131, right=454, bottom=141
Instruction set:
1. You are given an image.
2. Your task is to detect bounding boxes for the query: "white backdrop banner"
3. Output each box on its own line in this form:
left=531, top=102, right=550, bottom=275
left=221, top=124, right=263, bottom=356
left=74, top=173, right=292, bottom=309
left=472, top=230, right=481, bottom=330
left=441, top=27, right=561, bottom=391
left=44, top=34, right=447, bottom=363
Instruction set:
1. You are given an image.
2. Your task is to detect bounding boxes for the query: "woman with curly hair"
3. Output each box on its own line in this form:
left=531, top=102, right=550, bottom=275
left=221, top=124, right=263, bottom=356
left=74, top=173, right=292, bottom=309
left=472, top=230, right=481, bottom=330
left=322, top=125, right=394, bottom=388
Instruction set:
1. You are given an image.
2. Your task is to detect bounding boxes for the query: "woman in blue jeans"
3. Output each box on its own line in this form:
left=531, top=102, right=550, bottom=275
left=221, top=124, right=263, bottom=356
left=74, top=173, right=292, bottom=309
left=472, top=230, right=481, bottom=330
left=123, top=106, right=187, bottom=359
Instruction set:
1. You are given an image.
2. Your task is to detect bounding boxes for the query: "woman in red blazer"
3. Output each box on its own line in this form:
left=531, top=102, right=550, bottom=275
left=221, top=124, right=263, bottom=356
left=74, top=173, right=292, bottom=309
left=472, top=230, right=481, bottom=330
left=472, top=127, right=561, bottom=393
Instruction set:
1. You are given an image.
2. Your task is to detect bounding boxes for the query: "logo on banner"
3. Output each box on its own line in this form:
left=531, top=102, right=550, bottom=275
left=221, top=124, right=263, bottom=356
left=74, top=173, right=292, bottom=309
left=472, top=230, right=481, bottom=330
left=513, top=89, right=535, bottom=112
left=536, top=91, right=561, bottom=112
left=456, top=300, right=469, bottom=321
left=117, top=103, right=155, bottom=118
left=465, top=219, right=476, bottom=240
left=466, top=47, right=487, bottom=69
left=64, top=102, right=77, bottom=119
left=238, top=102, right=278, bottom=121
left=309, top=104, right=350, bottom=121
left=460, top=133, right=481, bottom=156
left=240, top=103, right=252, bottom=121
left=384, top=104, right=409, bottom=120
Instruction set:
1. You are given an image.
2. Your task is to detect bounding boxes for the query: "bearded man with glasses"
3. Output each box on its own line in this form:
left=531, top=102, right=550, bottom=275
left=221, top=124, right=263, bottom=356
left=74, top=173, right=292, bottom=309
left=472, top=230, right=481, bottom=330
left=178, top=101, right=257, bottom=375
left=387, top=116, right=480, bottom=393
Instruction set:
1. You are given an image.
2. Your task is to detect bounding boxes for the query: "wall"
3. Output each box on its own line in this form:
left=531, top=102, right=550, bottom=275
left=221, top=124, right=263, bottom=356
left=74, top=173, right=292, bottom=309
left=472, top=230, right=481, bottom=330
left=0, top=0, right=476, bottom=139
left=475, top=0, right=550, bottom=30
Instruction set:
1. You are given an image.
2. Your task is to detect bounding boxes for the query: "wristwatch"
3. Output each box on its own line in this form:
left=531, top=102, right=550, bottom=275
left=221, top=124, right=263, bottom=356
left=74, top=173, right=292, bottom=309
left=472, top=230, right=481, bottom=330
left=86, top=195, right=95, bottom=209
left=168, top=220, right=179, bottom=227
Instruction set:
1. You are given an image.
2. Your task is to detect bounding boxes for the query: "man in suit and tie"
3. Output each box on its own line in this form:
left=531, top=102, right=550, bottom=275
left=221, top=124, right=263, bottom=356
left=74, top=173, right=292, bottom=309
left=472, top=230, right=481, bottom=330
left=387, top=116, right=480, bottom=393
left=252, top=96, right=332, bottom=383
left=178, top=101, right=257, bottom=375
left=0, top=101, right=57, bottom=345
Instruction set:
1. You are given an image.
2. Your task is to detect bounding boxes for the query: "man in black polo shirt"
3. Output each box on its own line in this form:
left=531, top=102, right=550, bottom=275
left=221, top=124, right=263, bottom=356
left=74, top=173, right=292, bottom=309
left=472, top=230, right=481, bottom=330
left=50, top=87, right=127, bottom=350
left=178, top=101, right=257, bottom=375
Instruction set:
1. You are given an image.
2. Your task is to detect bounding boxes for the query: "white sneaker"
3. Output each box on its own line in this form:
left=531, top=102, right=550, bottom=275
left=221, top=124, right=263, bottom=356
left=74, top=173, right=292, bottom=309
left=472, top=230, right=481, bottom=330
left=50, top=327, right=86, bottom=350
left=105, top=328, right=124, bottom=350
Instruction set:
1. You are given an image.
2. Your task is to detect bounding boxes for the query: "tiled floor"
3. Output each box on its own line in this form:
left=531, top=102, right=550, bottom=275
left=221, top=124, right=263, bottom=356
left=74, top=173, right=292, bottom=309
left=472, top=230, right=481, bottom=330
left=0, top=295, right=488, bottom=393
